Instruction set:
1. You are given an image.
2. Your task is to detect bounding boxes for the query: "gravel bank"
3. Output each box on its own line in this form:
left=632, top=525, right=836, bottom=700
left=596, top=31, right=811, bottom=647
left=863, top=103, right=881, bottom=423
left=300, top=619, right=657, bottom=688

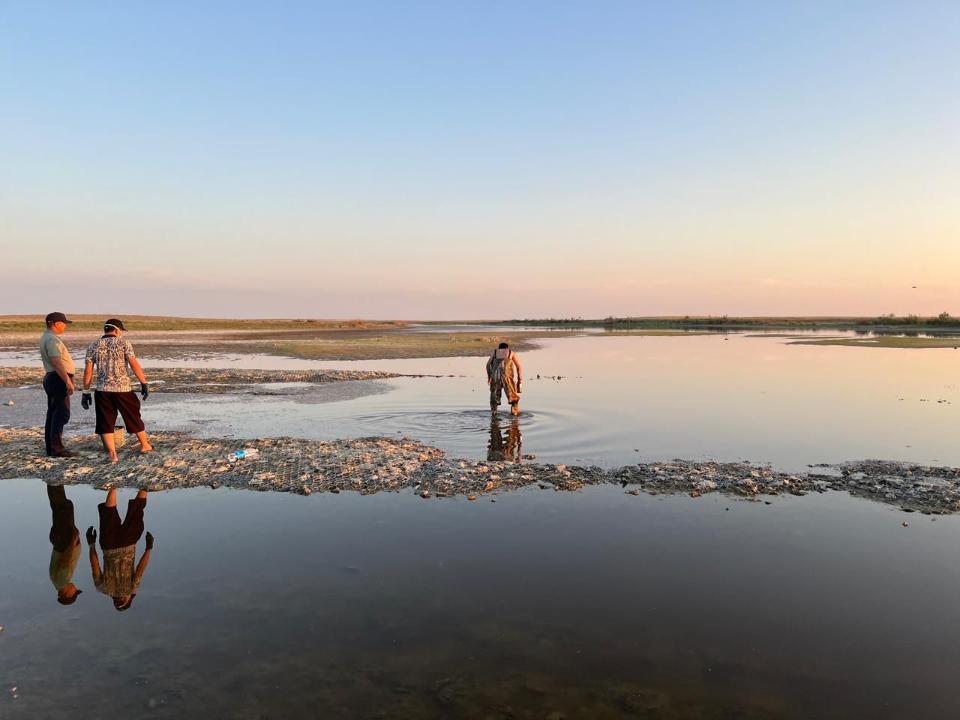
left=2, top=428, right=958, bottom=514
left=0, top=366, right=421, bottom=392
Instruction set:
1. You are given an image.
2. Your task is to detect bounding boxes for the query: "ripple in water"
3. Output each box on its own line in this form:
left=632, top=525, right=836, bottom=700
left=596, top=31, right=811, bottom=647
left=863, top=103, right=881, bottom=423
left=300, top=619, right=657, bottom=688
left=340, top=404, right=618, bottom=466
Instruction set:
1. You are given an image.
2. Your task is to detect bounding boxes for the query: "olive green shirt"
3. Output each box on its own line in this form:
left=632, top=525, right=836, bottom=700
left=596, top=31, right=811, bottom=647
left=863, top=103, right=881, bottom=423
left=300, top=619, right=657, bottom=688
left=39, top=330, right=76, bottom=375
left=49, top=530, right=81, bottom=591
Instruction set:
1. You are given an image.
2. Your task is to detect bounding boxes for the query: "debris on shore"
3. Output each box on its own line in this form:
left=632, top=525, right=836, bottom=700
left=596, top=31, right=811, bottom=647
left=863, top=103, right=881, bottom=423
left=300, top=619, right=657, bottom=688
left=0, top=367, right=421, bottom=394
left=2, top=428, right=959, bottom=514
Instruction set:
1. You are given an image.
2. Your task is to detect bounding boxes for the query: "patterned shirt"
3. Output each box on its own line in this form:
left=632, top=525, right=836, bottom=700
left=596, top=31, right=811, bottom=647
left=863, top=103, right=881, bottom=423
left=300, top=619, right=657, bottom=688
left=94, top=545, right=141, bottom=597
left=85, top=336, right=136, bottom=392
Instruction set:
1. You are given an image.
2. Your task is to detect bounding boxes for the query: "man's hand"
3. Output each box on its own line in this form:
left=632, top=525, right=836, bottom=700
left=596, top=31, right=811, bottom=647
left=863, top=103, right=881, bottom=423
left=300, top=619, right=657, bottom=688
left=518, top=380, right=523, bottom=394
left=81, top=393, right=92, bottom=410
left=145, top=531, right=154, bottom=550
left=66, top=378, right=75, bottom=395
left=140, top=383, right=149, bottom=401
left=86, top=526, right=97, bottom=546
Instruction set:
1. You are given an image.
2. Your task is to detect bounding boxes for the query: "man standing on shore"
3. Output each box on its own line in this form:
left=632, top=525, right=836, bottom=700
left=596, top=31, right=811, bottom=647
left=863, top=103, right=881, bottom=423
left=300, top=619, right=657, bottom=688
left=81, top=319, right=153, bottom=463
left=47, top=484, right=82, bottom=605
left=39, top=312, right=77, bottom=457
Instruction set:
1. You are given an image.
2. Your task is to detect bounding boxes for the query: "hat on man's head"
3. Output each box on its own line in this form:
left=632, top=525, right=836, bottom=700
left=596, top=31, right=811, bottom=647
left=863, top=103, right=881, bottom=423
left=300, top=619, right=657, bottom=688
left=104, top=318, right=126, bottom=332
left=45, top=312, right=73, bottom=326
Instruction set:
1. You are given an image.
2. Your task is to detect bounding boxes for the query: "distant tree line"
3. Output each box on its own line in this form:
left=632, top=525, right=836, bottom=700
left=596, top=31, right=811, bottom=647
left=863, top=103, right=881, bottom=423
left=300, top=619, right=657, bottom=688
left=499, top=313, right=960, bottom=329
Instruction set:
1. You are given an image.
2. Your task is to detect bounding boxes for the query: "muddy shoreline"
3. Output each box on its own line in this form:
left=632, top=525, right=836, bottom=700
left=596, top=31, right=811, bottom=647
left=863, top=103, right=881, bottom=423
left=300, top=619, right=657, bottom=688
left=2, top=428, right=957, bottom=514
left=0, top=366, right=441, bottom=393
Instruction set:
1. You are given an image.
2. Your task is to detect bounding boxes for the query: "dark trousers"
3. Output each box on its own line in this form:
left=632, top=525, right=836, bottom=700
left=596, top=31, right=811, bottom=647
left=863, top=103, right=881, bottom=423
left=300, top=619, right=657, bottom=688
left=47, top=485, right=77, bottom=552
left=43, top=372, right=71, bottom=454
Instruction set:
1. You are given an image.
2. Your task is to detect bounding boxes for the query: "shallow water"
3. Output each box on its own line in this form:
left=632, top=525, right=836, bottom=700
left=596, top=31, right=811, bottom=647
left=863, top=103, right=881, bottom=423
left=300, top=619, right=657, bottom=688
left=107, top=333, right=960, bottom=470
left=4, top=332, right=960, bottom=469
left=3, top=479, right=959, bottom=719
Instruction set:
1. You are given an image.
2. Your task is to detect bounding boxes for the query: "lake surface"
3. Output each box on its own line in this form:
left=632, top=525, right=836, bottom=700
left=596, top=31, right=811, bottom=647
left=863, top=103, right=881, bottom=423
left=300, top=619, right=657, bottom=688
left=3, top=478, right=960, bottom=719
left=4, top=333, right=960, bottom=717
left=122, top=333, right=960, bottom=471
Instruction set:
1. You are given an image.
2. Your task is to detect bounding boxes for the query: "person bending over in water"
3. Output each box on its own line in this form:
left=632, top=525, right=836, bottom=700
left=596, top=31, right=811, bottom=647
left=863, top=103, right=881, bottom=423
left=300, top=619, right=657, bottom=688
left=486, top=342, right=523, bottom=416
left=47, top=484, right=83, bottom=605
left=87, top=488, right=154, bottom=612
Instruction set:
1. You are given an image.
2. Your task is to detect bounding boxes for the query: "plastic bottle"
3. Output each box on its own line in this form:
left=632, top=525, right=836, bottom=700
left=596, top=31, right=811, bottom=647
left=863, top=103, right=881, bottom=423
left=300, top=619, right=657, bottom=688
left=227, top=448, right=260, bottom=463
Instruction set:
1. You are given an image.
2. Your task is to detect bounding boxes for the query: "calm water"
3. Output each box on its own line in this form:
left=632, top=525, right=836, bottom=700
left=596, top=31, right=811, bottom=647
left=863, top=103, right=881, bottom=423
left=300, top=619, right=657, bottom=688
left=2, top=479, right=959, bottom=719
left=127, top=333, right=960, bottom=470
left=5, top=333, right=960, bottom=718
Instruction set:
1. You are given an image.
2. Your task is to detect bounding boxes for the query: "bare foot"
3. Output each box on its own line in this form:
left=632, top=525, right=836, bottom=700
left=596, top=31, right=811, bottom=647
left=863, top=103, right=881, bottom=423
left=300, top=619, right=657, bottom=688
left=511, top=404, right=520, bottom=416
left=108, top=454, right=119, bottom=464
left=140, top=444, right=153, bottom=454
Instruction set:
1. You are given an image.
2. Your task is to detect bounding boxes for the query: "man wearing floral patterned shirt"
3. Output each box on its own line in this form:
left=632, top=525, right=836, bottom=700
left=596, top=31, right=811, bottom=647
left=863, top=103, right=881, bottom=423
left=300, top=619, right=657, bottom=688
left=81, top=319, right=153, bottom=463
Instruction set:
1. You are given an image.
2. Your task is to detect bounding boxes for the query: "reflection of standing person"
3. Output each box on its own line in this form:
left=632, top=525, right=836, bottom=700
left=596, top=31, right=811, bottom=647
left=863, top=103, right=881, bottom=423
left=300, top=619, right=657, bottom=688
left=486, top=342, right=523, bottom=416
left=87, top=488, right=153, bottom=612
left=487, top=414, right=523, bottom=463
left=47, top=485, right=82, bottom=605
left=81, top=319, right=152, bottom=463
left=39, top=312, right=77, bottom=457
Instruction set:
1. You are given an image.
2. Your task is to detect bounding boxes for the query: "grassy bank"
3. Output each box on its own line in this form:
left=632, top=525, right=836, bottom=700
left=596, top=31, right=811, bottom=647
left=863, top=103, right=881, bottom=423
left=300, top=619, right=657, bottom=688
left=495, top=314, right=960, bottom=332
left=0, top=315, right=406, bottom=334
left=790, top=337, right=960, bottom=349
left=253, top=332, right=548, bottom=360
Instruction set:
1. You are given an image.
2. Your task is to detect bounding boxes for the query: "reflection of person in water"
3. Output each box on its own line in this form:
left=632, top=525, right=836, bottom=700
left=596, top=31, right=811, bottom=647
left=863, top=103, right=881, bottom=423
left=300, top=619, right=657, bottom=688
left=87, top=488, right=154, bottom=612
left=47, top=484, right=83, bottom=605
left=487, top=414, right=523, bottom=463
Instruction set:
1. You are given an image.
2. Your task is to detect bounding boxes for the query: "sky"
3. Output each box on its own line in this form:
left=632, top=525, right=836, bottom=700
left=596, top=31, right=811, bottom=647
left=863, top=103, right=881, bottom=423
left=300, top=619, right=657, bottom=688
left=1, top=1, right=958, bottom=319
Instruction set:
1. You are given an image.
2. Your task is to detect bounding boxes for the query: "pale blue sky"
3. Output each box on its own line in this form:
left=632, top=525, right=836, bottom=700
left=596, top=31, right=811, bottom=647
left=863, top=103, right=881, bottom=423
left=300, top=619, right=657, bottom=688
left=2, top=1, right=958, bottom=318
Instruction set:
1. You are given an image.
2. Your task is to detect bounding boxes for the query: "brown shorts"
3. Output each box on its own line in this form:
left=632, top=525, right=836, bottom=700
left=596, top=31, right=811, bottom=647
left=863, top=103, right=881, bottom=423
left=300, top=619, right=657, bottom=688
left=98, top=497, right=146, bottom=550
left=94, top=391, right=145, bottom=434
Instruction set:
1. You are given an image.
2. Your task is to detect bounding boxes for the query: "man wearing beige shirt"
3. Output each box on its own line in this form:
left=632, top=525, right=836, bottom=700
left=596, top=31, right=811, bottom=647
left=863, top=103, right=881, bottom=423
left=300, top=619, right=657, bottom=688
left=39, top=312, right=77, bottom=457
left=47, top=484, right=82, bottom=605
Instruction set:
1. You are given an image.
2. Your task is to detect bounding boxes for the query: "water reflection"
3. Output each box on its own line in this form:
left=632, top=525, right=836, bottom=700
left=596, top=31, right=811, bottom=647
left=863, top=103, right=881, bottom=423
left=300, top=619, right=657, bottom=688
left=47, top=484, right=82, bottom=605
left=487, top=414, right=522, bottom=463
left=6, top=479, right=960, bottom=717
left=87, top=488, right=154, bottom=611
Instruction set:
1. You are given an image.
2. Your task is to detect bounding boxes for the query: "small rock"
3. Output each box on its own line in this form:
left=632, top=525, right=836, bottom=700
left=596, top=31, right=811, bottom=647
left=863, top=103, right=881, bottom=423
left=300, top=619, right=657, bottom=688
left=467, top=495, right=477, bottom=501
left=4, top=400, right=14, bottom=406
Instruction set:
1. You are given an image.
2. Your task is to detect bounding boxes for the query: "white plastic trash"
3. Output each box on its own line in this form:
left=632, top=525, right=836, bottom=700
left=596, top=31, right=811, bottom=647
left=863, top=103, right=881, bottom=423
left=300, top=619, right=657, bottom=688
left=227, top=448, right=260, bottom=462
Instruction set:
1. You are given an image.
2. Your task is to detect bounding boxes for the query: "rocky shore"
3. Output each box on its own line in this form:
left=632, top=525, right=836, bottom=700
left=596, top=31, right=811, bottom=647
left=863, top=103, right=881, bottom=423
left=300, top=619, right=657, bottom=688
left=2, top=428, right=958, bottom=514
left=0, top=367, right=431, bottom=393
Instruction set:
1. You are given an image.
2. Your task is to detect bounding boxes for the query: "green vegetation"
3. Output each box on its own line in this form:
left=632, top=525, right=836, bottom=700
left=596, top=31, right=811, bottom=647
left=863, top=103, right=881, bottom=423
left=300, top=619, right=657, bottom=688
left=256, top=333, right=546, bottom=360
left=790, top=336, right=960, bottom=349
left=0, top=315, right=405, bottom=334
left=497, top=314, right=960, bottom=331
